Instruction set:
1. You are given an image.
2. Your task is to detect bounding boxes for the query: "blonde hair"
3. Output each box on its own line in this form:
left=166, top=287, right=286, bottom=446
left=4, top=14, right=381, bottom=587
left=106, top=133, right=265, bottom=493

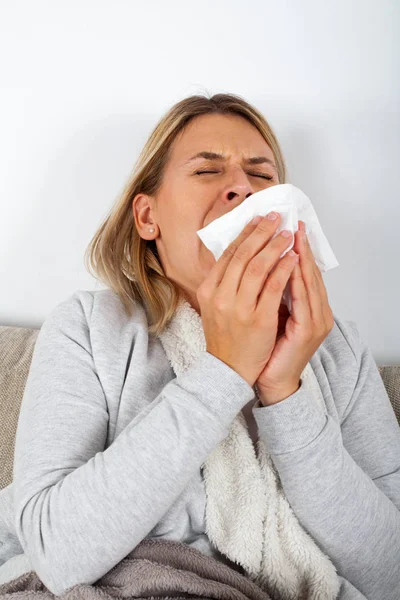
left=84, top=93, right=288, bottom=336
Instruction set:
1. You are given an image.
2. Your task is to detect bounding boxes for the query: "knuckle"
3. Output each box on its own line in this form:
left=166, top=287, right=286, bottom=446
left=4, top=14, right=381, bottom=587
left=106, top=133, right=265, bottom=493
left=213, top=294, right=229, bottom=313
left=247, top=255, right=266, bottom=277
left=235, top=307, right=252, bottom=325
left=256, top=220, right=275, bottom=235
left=315, top=266, right=323, bottom=280
left=279, top=255, right=296, bottom=273
left=296, top=325, right=312, bottom=343
left=196, top=285, right=211, bottom=303
left=304, top=329, right=314, bottom=342
left=222, top=243, right=239, bottom=260
left=309, top=274, right=319, bottom=290
left=265, top=275, right=282, bottom=294
left=232, top=244, right=250, bottom=262
left=314, top=316, right=324, bottom=328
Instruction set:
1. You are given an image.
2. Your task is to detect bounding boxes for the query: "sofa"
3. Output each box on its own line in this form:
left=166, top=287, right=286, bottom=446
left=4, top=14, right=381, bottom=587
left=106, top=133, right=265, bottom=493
left=1, top=323, right=400, bottom=491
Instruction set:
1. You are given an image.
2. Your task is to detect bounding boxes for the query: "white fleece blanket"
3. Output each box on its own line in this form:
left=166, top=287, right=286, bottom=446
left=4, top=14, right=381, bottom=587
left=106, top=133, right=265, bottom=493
left=156, top=296, right=341, bottom=600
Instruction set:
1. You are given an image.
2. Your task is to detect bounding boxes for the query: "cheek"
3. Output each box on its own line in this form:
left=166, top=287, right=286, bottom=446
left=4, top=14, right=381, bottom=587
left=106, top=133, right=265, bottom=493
left=178, top=232, right=199, bottom=257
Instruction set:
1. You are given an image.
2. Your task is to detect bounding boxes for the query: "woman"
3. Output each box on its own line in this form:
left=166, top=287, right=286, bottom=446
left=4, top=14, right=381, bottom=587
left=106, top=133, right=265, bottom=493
left=0, top=93, right=399, bottom=599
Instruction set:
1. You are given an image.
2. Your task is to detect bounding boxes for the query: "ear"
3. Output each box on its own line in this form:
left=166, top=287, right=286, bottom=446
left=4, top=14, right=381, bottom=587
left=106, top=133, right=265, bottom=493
left=132, top=193, right=157, bottom=240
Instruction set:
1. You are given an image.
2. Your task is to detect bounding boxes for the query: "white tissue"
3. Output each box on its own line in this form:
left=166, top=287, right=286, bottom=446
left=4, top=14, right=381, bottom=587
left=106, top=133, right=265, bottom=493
left=196, top=183, right=339, bottom=313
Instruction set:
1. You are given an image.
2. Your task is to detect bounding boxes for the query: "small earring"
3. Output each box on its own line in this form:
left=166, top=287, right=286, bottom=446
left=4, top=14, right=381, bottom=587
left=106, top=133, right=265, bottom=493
left=149, top=228, right=155, bottom=233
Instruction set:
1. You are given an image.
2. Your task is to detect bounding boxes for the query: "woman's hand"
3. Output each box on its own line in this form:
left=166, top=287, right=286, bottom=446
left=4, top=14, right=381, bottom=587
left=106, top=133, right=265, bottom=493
left=197, top=212, right=301, bottom=389
left=255, top=221, right=335, bottom=405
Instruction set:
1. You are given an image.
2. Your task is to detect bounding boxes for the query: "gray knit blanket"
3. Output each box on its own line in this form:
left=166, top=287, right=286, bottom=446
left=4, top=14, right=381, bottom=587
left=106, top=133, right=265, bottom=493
left=0, top=538, right=272, bottom=600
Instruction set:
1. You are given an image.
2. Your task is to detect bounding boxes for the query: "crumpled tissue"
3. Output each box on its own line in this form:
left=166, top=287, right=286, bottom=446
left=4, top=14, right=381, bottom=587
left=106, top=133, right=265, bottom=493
left=196, top=183, right=339, bottom=313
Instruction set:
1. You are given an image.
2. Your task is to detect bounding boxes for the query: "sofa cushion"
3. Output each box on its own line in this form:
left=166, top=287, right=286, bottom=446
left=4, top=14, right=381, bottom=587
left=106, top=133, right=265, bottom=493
left=0, top=325, right=399, bottom=491
left=379, top=365, right=400, bottom=426
left=0, top=326, right=39, bottom=490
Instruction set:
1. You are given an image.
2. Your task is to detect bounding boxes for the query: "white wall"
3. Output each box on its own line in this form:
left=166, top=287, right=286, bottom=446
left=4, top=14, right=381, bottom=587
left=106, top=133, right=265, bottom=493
left=1, top=0, right=399, bottom=363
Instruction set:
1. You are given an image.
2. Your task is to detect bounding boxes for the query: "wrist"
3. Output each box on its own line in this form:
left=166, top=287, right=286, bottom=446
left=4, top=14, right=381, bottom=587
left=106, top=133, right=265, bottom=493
left=256, top=380, right=301, bottom=406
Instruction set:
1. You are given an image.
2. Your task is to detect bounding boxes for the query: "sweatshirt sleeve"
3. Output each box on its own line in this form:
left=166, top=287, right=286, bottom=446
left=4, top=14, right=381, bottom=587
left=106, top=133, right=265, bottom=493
left=12, top=291, right=255, bottom=596
left=252, top=317, right=400, bottom=600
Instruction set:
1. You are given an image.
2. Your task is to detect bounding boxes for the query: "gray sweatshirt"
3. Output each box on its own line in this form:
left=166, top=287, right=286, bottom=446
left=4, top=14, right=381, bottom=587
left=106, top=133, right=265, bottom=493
left=0, top=288, right=399, bottom=599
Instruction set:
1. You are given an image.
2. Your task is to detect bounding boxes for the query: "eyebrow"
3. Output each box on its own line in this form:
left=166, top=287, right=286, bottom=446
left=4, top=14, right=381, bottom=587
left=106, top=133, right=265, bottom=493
left=184, top=151, right=277, bottom=169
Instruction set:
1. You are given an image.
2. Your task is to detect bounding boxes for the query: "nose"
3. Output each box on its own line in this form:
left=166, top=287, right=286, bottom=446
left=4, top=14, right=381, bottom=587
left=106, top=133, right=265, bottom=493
left=222, top=180, right=254, bottom=208
left=226, top=189, right=253, bottom=202
left=220, top=187, right=253, bottom=214
left=217, top=164, right=254, bottom=208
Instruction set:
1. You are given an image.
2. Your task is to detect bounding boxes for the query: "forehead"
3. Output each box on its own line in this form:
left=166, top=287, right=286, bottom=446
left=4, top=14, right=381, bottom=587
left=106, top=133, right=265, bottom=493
left=170, top=113, right=275, bottom=166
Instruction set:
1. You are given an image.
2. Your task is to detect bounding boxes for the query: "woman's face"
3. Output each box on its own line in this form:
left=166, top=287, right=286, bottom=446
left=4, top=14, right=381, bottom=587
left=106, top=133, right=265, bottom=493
left=133, top=113, right=280, bottom=314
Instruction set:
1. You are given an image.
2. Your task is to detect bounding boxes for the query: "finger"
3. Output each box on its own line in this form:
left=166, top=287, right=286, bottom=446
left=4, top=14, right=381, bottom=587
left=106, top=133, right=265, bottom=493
left=295, top=222, right=318, bottom=271
left=297, top=222, right=333, bottom=325
left=288, top=258, right=311, bottom=325
left=198, top=215, right=271, bottom=294
left=235, top=223, right=295, bottom=313
left=257, top=250, right=299, bottom=320
left=297, top=222, right=324, bottom=283
left=312, top=262, right=332, bottom=321
left=295, top=226, right=324, bottom=324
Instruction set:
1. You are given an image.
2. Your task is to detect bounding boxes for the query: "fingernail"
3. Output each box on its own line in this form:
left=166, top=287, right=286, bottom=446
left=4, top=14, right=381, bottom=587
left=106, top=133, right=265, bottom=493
left=251, top=215, right=263, bottom=225
left=298, top=221, right=307, bottom=233
left=267, top=211, right=278, bottom=220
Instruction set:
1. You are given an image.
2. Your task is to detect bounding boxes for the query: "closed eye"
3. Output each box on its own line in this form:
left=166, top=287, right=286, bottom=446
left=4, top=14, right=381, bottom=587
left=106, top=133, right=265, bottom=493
left=195, top=171, right=273, bottom=181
